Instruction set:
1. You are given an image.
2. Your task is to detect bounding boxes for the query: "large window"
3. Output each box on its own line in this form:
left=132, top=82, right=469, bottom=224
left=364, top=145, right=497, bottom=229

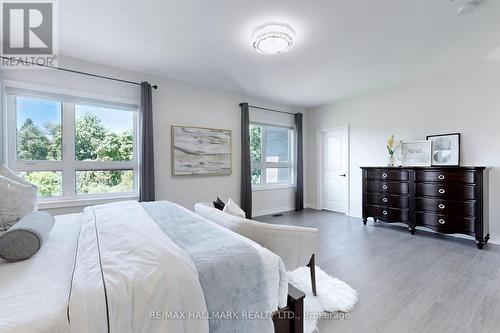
left=6, top=91, right=138, bottom=201
left=250, top=123, right=294, bottom=187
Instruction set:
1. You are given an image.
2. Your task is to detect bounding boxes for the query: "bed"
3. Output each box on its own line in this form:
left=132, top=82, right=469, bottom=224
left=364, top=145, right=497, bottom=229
left=0, top=201, right=292, bottom=333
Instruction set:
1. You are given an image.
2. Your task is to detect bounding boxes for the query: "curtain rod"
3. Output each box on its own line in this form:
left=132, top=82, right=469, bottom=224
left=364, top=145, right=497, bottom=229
left=0, top=56, right=158, bottom=89
left=245, top=103, right=297, bottom=115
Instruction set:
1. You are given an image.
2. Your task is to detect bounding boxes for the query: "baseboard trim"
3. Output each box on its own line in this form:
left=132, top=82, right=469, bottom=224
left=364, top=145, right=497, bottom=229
left=253, top=206, right=295, bottom=217
left=488, top=235, right=500, bottom=246
left=348, top=210, right=362, bottom=219
left=304, top=202, right=319, bottom=210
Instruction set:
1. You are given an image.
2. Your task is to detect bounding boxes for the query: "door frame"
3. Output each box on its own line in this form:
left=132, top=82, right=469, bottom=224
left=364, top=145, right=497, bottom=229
left=317, top=126, right=350, bottom=214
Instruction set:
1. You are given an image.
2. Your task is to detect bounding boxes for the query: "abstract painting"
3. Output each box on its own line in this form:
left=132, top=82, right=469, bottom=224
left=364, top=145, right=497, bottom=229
left=171, top=125, right=231, bottom=175
left=426, top=133, right=460, bottom=166
left=401, top=140, right=432, bottom=167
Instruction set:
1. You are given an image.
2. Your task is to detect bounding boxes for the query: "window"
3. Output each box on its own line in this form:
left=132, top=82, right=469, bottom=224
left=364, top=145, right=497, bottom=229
left=250, top=123, right=294, bottom=187
left=6, top=91, right=139, bottom=201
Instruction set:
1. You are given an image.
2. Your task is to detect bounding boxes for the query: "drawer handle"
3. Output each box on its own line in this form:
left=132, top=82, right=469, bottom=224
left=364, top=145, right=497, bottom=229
left=382, top=173, right=388, bottom=178
left=382, top=197, right=388, bottom=203
left=438, top=219, right=446, bottom=225
left=438, top=189, right=446, bottom=194
left=382, top=185, right=388, bottom=190
left=383, top=210, right=388, bottom=216
left=439, top=204, right=445, bottom=209
left=438, top=174, right=445, bottom=180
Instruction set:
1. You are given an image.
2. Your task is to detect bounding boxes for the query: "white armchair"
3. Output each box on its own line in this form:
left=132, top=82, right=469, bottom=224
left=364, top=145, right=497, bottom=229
left=194, top=202, right=320, bottom=295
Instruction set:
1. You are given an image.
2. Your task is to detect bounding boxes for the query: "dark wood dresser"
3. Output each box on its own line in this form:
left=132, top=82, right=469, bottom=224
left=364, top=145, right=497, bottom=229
left=361, top=167, right=489, bottom=249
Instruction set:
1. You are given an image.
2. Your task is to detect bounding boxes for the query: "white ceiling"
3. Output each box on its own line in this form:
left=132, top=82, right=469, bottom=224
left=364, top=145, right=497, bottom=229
left=58, top=0, right=500, bottom=108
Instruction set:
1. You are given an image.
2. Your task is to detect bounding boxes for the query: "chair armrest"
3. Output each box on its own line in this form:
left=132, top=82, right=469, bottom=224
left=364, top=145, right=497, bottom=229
left=194, top=203, right=319, bottom=271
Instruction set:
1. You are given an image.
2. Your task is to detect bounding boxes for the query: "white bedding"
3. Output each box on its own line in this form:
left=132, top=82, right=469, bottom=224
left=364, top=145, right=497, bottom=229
left=0, top=201, right=287, bottom=333
left=179, top=203, right=288, bottom=310
left=69, top=201, right=209, bottom=333
left=0, top=214, right=82, bottom=333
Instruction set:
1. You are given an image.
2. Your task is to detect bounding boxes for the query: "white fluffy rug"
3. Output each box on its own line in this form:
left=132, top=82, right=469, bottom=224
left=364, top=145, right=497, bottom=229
left=288, top=266, right=358, bottom=333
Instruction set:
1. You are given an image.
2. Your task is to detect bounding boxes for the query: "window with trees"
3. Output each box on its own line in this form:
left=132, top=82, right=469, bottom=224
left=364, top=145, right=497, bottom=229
left=250, top=123, right=294, bottom=187
left=6, top=91, right=138, bottom=201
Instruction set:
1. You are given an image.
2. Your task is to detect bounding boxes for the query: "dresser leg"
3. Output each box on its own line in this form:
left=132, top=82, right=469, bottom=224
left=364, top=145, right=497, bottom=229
left=476, top=235, right=489, bottom=249
left=362, top=217, right=367, bottom=225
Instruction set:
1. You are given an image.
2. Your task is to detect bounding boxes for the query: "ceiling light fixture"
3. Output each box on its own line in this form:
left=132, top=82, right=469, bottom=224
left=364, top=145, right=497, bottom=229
left=252, top=23, right=295, bottom=55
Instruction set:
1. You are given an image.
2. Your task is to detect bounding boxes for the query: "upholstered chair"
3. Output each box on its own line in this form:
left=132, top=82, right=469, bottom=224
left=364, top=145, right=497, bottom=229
left=194, top=202, right=320, bottom=296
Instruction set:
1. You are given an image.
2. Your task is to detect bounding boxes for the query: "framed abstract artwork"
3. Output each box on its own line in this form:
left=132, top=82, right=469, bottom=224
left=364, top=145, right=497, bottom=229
left=171, top=125, right=232, bottom=176
left=426, top=133, right=460, bottom=166
left=401, top=140, right=432, bottom=167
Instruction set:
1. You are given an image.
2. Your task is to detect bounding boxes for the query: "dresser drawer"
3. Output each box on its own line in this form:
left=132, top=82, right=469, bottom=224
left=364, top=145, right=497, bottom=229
left=366, top=193, right=409, bottom=209
left=366, top=180, right=409, bottom=195
left=366, top=205, right=409, bottom=222
left=415, top=183, right=475, bottom=200
left=366, top=169, right=409, bottom=181
left=415, top=197, right=476, bottom=217
left=415, top=170, right=475, bottom=184
left=415, top=212, right=475, bottom=234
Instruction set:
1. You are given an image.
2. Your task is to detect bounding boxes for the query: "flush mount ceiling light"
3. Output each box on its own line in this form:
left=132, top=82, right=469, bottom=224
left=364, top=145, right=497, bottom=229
left=252, top=23, right=295, bottom=55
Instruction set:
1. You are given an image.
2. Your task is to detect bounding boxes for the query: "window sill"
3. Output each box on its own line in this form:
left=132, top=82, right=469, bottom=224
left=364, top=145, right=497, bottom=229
left=252, top=184, right=296, bottom=192
left=37, top=195, right=139, bottom=210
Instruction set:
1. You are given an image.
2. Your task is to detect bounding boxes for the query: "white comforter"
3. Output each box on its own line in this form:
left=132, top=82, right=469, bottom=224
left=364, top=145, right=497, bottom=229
left=0, top=201, right=288, bottom=333
left=69, top=201, right=209, bottom=333
left=0, top=214, right=82, bottom=333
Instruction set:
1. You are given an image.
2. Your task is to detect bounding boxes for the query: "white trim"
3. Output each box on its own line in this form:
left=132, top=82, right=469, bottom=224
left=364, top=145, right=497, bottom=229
left=304, top=202, right=319, bottom=210
left=252, top=205, right=295, bottom=218
left=250, top=123, right=295, bottom=187
left=252, top=184, right=296, bottom=191
left=317, top=126, right=350, bottom=214
left=37, top=195, right=138, bottom=209
left=3, top=85, right=140, bottom=203
left=348, top=210, right=362, bottom=219
left=488, top=235, right=500, bottom=246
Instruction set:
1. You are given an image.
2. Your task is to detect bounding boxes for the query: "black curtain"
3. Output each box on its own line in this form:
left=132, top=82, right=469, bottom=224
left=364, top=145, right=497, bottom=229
left=295, top=113, right=304, bottom=211
left=240, top=102, right=252, bottom=219
left=140, top=82, right=155, bottom=202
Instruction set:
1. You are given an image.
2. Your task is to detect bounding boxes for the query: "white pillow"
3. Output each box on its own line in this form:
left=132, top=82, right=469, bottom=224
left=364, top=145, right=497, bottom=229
left=222, top=199, right=246, bottom=218
left=0, top=165, right=38, bottom=230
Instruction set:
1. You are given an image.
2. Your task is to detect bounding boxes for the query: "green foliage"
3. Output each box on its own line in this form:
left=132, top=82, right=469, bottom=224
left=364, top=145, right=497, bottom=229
left=76, top=170, right=133, bottom=195
left=75, top=113, right=107, bottom=161
left=17, top=119, right=51, bottom=160
left=24, top=172, right=61, bottom=197
left=18, top=112, right=134, bottom=197
left=249, top=125, right=262, bottom=184
left=250, top=125, right=262, bottom=162
left=45, top=123, right=62, bottom=160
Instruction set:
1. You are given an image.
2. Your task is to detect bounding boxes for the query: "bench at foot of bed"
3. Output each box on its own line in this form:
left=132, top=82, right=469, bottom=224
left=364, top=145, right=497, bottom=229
left=273, top=284, right=305, bottom=333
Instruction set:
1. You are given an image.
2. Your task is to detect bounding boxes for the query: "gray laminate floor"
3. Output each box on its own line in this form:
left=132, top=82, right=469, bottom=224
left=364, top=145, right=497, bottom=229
left=256, top=209, right=500, bottom=333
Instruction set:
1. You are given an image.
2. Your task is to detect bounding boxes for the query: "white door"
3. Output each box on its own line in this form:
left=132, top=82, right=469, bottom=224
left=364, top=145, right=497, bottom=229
left=321, top=128, right=348, bottom=213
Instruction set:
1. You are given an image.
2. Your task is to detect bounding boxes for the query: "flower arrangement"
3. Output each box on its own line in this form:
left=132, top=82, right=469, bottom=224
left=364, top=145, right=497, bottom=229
left=387, top=135, right=396, bottom=166
left=387, top=135, right=395, bottom=156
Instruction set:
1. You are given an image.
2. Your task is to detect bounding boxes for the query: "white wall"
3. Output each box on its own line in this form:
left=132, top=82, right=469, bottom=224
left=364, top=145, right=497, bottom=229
left=305, top=62, right=500, bottom=244
left=0, top=56, right=304, bottom=216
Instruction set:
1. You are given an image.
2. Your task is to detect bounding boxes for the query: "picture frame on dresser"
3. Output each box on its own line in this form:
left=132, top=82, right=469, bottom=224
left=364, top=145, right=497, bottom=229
left=426, top=133, right=460, bottom=167
left=401, top=140, right=432, bottom=167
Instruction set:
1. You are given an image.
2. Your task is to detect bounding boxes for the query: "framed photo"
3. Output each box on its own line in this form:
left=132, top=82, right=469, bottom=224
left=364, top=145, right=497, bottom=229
left=171, top=125, right=232, bottom=176
left=426, top=133, right=460, bottom=166
left=402, top=140, right=432, bottom=167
